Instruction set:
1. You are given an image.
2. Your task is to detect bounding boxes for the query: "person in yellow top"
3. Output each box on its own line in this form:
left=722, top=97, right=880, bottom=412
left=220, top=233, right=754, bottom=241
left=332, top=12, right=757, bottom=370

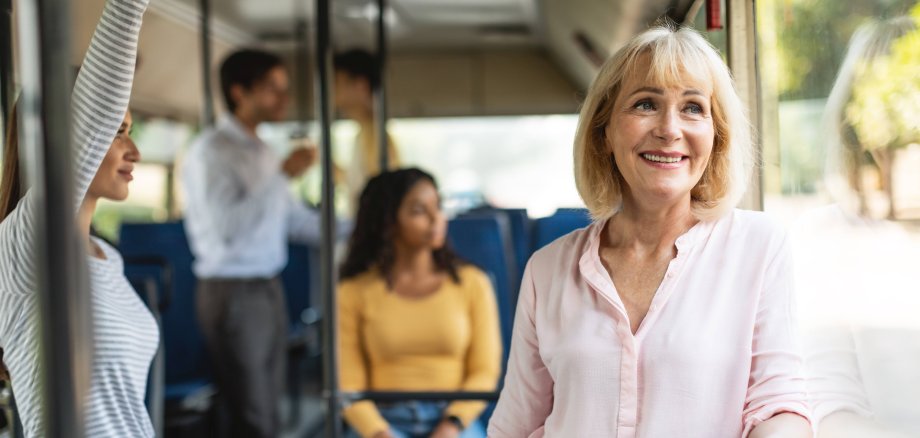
left=338, top=168, right=502, bottom=438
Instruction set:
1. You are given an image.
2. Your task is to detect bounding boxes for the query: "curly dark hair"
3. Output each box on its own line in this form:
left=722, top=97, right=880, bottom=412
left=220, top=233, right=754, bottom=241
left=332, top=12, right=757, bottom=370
left=339, top=168, right=464, bottom=285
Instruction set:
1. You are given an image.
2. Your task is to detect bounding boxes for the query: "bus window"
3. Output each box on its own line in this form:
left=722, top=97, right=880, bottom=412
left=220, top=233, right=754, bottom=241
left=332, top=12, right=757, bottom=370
left=758, top=0, right=920, bottom=435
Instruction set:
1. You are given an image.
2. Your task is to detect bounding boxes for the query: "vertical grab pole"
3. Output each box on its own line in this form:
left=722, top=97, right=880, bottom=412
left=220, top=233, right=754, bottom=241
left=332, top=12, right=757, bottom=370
left=375, top=0, right=389, bottom=172
left=199, top=0, right=215, bottom=127
left=16, top=0, right=91, bottom=435
left=315, top=0, right=342, bottom=436
left=294, top=20, right=311, bottom=130
left=0, top=0, right=13, bottom=134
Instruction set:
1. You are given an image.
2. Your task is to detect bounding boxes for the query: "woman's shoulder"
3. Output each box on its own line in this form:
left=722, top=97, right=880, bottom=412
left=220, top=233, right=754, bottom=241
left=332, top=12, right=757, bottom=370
left=338, top=269, right=385, bottom=295
left=722, top=209, right=786, bottom=237
left=454, top=265, right=500, bottom=307
left=714, top=209, right=789, bottom=254
left=457, top=264, right=491, bottom=288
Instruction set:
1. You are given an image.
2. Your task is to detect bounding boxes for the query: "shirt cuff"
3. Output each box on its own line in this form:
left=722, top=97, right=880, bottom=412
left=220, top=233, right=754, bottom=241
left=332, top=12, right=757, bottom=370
left=742, top=404, right=813, bottom=438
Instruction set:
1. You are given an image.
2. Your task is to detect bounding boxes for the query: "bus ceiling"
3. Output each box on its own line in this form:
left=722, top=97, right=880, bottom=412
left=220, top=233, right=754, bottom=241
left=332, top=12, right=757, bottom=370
left=65, top=0, right=701, bottom=123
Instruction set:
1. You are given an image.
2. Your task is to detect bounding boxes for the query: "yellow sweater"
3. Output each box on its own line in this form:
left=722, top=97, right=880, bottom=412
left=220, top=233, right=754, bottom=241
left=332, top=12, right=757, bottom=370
left=337, top=265, right=502, bottom=438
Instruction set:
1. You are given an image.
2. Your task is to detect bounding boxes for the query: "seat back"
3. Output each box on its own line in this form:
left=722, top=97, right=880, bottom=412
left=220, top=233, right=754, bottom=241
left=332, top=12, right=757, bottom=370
left=531, top=208, right=593, bottom=253
left=280, top=243, right=313, bottom=330
left=119, top=221, right=208, bottom=386
left=447, top=214, right=516, bottom=360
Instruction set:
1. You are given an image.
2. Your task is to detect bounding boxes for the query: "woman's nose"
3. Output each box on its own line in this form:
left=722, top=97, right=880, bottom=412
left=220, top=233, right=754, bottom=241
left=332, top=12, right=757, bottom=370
left=652, top=109, right=682, bottom=143
left=125, top=138, right=141, bottom=162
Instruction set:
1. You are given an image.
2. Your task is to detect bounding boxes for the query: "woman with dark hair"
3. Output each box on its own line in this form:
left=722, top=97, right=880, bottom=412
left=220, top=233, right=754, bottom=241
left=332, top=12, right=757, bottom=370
left=0, top=0, right=156, bottom=436
left=338, top=168, right=501, bottom=438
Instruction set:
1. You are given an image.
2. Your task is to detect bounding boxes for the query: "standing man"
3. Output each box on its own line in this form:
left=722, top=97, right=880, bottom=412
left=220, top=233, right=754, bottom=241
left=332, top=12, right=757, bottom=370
left=182, top=49, right=323, bottom=438
left=333, top=49, right=401, bottom=214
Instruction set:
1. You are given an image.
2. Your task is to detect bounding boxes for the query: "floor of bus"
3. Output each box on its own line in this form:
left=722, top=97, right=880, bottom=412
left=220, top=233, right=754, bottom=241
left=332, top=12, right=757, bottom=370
left=281, top=378, right=326, bottom=438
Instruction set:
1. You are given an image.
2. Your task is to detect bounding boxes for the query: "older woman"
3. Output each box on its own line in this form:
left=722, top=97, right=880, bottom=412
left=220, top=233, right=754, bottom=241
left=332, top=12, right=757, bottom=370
left=488, top=23, right=812, bottom=438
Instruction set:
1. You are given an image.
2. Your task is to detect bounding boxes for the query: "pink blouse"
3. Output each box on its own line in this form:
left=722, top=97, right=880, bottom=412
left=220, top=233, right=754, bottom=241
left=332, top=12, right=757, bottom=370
left=488, top=209, right=811, bottom=438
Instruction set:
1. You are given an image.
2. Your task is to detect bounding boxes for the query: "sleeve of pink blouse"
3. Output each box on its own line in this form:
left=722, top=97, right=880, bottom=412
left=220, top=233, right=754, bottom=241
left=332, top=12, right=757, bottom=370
left=487, top=260, right=554, bottom=438
left=742, top=234, right=813, bottom=437
left=802, top=325, right=874, bottom=427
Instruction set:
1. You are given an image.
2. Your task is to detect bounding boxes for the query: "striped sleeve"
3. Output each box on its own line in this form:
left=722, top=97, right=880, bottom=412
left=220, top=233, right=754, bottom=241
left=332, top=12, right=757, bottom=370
left=0, top=0, right=149, bottom=295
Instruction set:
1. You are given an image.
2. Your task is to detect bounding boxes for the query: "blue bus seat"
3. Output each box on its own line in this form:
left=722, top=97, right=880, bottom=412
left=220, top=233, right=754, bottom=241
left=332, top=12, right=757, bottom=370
left=531, top=208, right=593, bottom=254
left=447, top=213, right=516, bottom=361
left=119, top=221, right=212, bottom=406
left=281, top=243, right=313, bottom=336
left=468, top=207, right=531, bottom=292
left=501, top=209, right=531, bottom=285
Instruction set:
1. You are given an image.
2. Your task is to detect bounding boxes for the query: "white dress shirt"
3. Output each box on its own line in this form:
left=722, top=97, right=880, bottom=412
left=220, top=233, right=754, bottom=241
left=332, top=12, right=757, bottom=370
left=182, top=116, right=330, bottom=279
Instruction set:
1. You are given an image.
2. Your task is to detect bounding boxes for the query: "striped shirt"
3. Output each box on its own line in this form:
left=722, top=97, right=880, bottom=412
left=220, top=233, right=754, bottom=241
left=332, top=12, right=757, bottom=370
left=0, top=0, right=157, bottom=436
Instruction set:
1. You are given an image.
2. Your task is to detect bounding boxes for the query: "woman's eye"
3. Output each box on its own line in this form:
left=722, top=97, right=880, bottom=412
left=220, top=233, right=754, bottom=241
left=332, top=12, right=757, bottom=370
left=684, top=103, right=704, bottom=114
left=633, top=100, right=655, bottom=111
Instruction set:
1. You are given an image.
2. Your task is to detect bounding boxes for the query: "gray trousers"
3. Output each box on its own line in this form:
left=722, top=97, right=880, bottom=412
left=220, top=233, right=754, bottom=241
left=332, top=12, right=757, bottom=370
left=197, top=277, right=288, bottom=438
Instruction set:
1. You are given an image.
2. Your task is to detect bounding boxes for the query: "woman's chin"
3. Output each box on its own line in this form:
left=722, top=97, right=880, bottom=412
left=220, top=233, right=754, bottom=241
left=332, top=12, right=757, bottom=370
left=104, top=189, right=130, bottom=202
left=634, top=185, right=693, bottom=207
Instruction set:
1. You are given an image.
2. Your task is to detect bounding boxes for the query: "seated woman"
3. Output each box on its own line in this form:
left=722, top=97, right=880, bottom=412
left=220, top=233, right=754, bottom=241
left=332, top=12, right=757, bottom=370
left=338, top=168, right=502, bottom=438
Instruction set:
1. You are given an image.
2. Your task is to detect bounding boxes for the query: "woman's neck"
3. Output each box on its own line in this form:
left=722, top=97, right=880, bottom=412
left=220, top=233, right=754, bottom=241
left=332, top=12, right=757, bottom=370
left=392, top=243, right=435, bottom=276
left=78, top=195, right=105, bottom=259
left=608, top=194, right=697, bottom=252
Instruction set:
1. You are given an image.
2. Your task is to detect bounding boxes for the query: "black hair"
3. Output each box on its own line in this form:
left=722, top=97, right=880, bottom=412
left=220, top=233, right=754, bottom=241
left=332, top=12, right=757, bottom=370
left=333, top=49, right=381, bottom=89
left=219, top=49, right=285, bottom=113
left=339, top=167, right=463, bottom=285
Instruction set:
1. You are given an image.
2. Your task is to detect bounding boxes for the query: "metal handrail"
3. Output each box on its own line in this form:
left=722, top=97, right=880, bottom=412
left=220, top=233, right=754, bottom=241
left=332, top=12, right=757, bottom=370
left=199, top=0, right=215, bottom=127
left=375, top=0, right=389, bottom=172
left=0, top=0, right=12, bottom=132
left=342, top=391, right=501, bottom=403
left=15, top=0, right=90, bottom=435
left=314, top=0, right=342, bottom=436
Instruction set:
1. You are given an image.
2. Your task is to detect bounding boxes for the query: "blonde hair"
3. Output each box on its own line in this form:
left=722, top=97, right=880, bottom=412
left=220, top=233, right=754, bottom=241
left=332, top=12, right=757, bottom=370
left=573, top=22, right=753, bottom=221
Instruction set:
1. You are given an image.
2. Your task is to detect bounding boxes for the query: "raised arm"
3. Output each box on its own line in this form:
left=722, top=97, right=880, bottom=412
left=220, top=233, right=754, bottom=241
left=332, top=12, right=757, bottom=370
left=70, top=0, right=149, bottom=207
left=0, top=0, right=149, bottom=292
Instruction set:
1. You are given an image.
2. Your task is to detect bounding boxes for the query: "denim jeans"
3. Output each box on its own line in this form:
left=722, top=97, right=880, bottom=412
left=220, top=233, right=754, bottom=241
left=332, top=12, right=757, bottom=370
left=346, top=401, right=487, bottom=438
